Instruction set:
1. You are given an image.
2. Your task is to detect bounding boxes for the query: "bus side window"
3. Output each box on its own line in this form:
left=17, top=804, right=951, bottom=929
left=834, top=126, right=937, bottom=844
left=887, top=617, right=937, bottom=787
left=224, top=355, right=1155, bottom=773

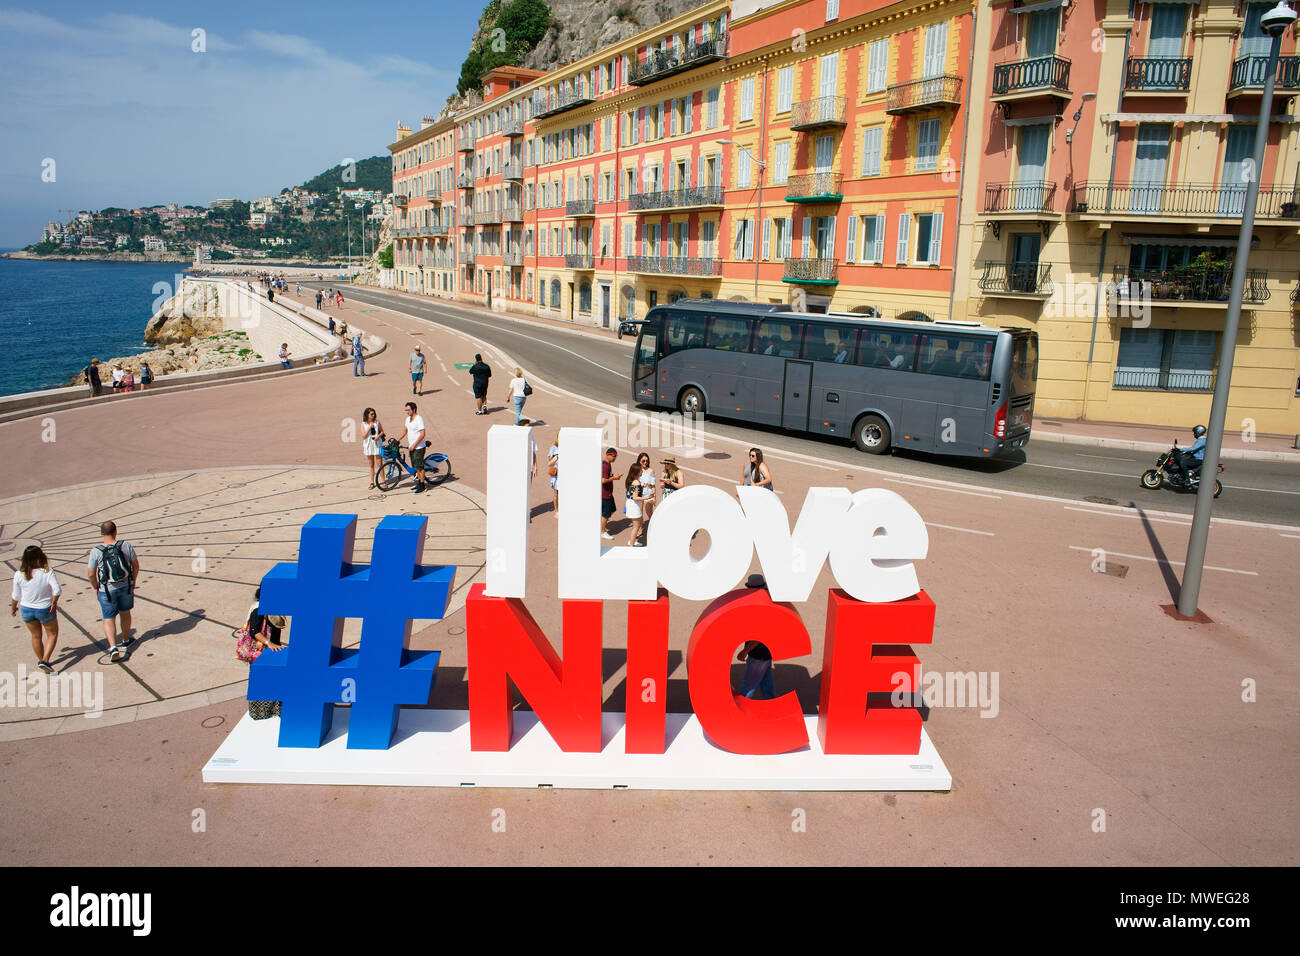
left=708, top=316, right=753, bottom=351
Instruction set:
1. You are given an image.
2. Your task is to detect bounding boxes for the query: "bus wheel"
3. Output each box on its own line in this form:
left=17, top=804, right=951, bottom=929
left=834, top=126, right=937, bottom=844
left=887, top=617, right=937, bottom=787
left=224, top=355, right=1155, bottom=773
left=854, top=415, right=891, bottom=454
left=678, top=386, right=706, bottom=418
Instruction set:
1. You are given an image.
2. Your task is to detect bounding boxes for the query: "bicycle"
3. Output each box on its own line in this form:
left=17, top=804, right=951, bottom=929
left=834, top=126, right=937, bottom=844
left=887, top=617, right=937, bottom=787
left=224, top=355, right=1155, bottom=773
left=376, top=438, right=451, bottom=491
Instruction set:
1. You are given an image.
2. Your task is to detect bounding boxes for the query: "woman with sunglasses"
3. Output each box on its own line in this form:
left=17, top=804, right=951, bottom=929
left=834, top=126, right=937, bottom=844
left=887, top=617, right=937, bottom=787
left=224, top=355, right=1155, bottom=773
left=742, top=447, right=774, bottom=492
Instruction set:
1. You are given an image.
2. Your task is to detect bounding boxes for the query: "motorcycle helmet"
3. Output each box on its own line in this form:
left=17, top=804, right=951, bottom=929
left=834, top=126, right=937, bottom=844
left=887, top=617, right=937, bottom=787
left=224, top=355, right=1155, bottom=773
left=1193, top=424, right=1207, bottom=438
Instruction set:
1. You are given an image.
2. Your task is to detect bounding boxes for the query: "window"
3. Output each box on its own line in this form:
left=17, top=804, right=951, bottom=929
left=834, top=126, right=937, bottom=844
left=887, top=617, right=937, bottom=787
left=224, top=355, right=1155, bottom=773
left=773, top=141, right=791, bottom=184
left=862, top=127, right=883, bottom=176
left=922, top=22, right=949, bottom=78
left=734, top=218, right=754, bottom=260
left=856, top=330, right=918, bottom=370
left=862, top=214, right=886, bottom=263
left=846, top=215, right=857, bottom=262
left=578, top=282, right=592, bottom=314
left=912, top=212, right=943, bottom=265
left=919, top=334, right=989, bottom=378
left=896, top=213, right=911, bottom=264
left=917, top=118, right=941, bottom=171
left=1115, top=329, right=1216, bottom=391
left=623, top=223, right=633, bottom=256
left=706, top=87, right=720, bottom=128
left=777, top=66, right=794, bottom=112
left=740, top=77, right=755, bottom=122
left=684, top=94, right=693, bottom=133
left=737, top=148, right=752, bottom=188
left=550, top=278, right=561, bottom=309
left=708, top=316, right=753, bottom=351
left=802, top=324, right=852, bottom=362
left=664, top=310, right=708, bottom=352
left=702, top=220, right=716, bottom=258
left=762, top=218, right=772, bottom=260
left=826, top=0, right=839, bottom=20
left=754, top=319, right=805, bottom=357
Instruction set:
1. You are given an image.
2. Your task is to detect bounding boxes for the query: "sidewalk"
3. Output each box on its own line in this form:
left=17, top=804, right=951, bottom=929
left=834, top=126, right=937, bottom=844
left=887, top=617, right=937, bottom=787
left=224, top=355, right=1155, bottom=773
left=1033, top=416, right=1299, bottom=461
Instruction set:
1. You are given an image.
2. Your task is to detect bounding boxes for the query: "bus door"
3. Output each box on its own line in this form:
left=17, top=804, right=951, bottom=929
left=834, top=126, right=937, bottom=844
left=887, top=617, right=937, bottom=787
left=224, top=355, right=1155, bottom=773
left=633, top=325, right=658, bottom=404
left=781, top=361, right=813, bottom=430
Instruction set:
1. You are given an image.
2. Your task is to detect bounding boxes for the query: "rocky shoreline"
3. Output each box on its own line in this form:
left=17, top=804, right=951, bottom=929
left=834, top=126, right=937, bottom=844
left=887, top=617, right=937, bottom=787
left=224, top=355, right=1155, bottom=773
left=64, top=312, right=264, bottom=386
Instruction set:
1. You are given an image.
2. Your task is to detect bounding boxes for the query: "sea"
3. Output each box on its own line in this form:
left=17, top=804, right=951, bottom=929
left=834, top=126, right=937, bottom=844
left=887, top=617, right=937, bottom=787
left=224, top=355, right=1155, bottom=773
left=0, top=256, right=190, bottom=397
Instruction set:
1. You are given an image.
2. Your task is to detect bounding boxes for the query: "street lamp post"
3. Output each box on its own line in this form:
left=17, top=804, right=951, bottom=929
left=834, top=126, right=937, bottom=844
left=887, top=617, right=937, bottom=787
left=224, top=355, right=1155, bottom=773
left=716, top=139, right=767, bottom=299
left=1178, top=1, right=1297, bottom=616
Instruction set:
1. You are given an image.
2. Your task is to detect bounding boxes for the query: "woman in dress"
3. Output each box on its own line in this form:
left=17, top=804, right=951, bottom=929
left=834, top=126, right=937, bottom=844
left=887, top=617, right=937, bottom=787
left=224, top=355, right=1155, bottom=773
left=623, top=463, right=644, bottom=546
left=660, top=456, right=685, bottom=501
left=635, top=452, right=656, bottom=523
left=121, top=367, right=135, bottom=392
left=743, top=447, right=774, bottom=492
left=9, top=546, right=60, bottom=674
left=361, top=407, right=386, bottom=489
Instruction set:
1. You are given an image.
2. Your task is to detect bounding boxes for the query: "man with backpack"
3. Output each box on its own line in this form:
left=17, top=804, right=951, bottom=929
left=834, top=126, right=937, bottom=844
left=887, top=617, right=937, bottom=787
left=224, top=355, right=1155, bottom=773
left=86, top=521, right=139, bottom=662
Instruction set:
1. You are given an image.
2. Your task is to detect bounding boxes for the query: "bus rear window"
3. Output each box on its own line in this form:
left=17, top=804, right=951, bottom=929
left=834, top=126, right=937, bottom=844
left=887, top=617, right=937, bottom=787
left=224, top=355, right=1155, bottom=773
left=1010, top=333, right=1038, bottom=395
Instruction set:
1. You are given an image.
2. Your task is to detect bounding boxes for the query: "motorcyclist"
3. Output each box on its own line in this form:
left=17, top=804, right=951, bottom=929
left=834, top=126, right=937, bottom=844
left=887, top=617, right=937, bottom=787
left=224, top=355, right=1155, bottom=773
left=1169, top=424, right=1207, bottom=482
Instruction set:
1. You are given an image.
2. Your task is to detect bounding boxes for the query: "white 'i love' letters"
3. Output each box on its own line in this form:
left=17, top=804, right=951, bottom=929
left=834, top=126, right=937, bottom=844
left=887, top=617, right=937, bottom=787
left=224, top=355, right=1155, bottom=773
left=485, top=426, right=928, bottom=603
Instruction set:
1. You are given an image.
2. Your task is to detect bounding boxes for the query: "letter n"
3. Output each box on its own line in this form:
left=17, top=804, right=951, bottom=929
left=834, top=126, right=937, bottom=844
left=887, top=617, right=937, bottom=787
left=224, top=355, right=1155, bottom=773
left=817, top=589, right=935, bottom=754
left=466, top=583, right=602, bottom=752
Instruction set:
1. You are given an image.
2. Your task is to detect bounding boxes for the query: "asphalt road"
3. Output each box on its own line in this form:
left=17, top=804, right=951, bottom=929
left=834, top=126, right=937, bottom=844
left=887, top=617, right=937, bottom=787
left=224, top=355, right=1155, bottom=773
left=329, top=284, right=1300, bottom=527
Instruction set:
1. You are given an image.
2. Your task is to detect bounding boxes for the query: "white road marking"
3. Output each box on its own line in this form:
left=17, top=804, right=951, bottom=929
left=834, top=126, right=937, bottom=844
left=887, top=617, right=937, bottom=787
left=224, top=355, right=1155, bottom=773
left=885, top=476, right=1001, bottom=500
left=1281, top=533, right=1300, bottom=540
left=1067, top=545, right=1256, bottom=576
left=1064, top=506, right=1191, bottom=526
left=925, top=522, right=995, bottom=537
left=1023, top=461, right=1133, bottom=479
left=1222, top=483, right=1300, bottom=496
left=1075, top=453, right=1138, bottom=462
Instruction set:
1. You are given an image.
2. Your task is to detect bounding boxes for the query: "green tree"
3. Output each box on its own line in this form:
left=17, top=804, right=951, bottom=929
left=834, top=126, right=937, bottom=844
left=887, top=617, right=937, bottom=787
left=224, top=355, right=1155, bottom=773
left=378, top=243, right=394, bottom=269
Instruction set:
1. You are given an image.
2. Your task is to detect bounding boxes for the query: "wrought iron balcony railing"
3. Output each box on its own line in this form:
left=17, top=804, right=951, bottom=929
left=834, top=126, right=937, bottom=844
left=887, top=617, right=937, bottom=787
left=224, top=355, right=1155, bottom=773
left=457, top=134, right=475, bottom=152
left=885, top=74, right=963, bottom=114
left=1071, top=181, right=1300, bottom=219
left=565, top=253, right=595, bottom=270
left=502, top=248, right=523, bottom=266
left=627, top=255, right=723, bottom=277
left=502, top=117, right=525, bottom=137
left=501, top=160, right=524, bottom=180
left=1111, top=265, right=1270, bottom=304
left=983, top=181, right=1057, bottom=214
left=1229, top=55, right=1300, bottom=92
left=480, top=208, right=502, bottom=224
left=534, top=90, right=595, bottom=120
left=789, top=96, right=847, bottom=130
left=1113, top=368, right=1216, bottom=392
left=393, top=194, right=408, bottom=208
left=627, top=36, right=728, bottom=86
left=501, top=203, right=523, bottom=222
left=991, top=56, right=1071, bottom=96
left=978, top=261, right=1054, bottom=295
left=628, top=185, right=725, bottom=211
left=1125, top=57, right=1192, bottom=91
left=424, top=190, right=441, bottom=203
left=566, top=198, right=596, bottom=216
left=782, top=258, right=839, bottom=284
left=458, top=248, right=476, bottom=264
left=460, top=210, right=475, bottom=226
left=457, top=172, right=474, bottom=189
left=784, top=172, right=844, bottom=203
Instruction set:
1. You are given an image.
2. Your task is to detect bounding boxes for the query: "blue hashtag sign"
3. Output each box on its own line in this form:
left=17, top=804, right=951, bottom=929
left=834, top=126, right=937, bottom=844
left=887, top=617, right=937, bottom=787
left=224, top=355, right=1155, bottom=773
left=249, top=514, right=455, bottom=750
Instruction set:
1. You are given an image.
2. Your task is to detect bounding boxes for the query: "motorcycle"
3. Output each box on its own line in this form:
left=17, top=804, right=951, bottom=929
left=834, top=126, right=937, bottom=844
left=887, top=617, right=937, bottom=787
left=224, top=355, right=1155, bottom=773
left=1140, top=442, right=1223, bottom=498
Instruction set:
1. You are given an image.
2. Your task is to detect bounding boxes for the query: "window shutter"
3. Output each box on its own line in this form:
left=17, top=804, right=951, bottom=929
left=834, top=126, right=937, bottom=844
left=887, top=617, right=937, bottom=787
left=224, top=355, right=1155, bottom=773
left=846, top=215, right=857, bottom=262
left=896, top=214, right=910, bottom=264
left=802, top=216, right=813, bottom=258
left=863, top=127, right=882, bottom=176
left=624, top=223, right=633, bottom=257
left=828, top=216, right=837, bottom=260
left=778, top=67, right=793, bottom=112
left=928, top=212, right=943, bottom=264
left=685, top=94, right=694, bottom=132
left=762, top=218, right=772, bottom=260
left=782, top=217, right=793, bottom=258
left=741, top=78, right=754, bottom=121
left=734, top=218, right=744, bottom=255
left=698, top=154, right=705, bottom=189
left=641, top=223, right=648, bottom=256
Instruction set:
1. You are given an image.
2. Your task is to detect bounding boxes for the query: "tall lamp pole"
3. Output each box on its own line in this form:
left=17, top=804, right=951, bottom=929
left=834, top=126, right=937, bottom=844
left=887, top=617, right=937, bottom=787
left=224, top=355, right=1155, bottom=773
left=716, top=139, right=767, bottom=299
left=1179, top=1, right=1297, bottom=616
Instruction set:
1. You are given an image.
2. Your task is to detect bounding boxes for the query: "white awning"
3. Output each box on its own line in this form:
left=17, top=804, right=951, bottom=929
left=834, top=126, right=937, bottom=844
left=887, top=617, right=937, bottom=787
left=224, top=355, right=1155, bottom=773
left=1002, top=115, right=1059, bottom=126
left=1102, top=112, right=1299, bottom=123
left=1012, top=0, right=1068, bottom=13
left=1124, top=234, right=1252, bottom=248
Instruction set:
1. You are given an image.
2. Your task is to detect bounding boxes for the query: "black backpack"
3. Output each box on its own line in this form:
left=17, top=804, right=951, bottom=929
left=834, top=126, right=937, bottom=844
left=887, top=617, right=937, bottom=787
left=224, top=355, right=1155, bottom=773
left=96, top=543, right=131, bottom=593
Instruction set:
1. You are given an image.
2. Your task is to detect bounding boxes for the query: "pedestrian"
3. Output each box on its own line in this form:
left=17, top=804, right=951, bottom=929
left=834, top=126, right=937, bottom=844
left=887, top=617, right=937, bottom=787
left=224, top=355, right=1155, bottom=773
left=547, top=433, right=560, bottom=515
left=240, top=586, right=286, bottom=720
left=121, top=366, right=135, bottom=392
left=87, top=520, right=139, bottom=662
left=743, top=447, right=774, bottom=491
left=338, top=320, right=348, bottom=340
left=140, top=362, right=153, bottom=390
left=736, top=573, right=776, bottom=698
left=600, top=447, right=621, bottom=540
left=410, top=345, right=426, bottom=395
left=362, top=406, right=386, bottom=489
left=84, top=358, right=102, bottom=397
left=10, top=545, right=60, bottom=674
left=353, top=333, right=366, bottom=376
left=336, top=290, right=345, bottom=307
left=660, top=456, right=685, bottom=501
left=403, top=401, right=429, bottom=494
left=507, top=367, right=530, bottom=425
left=111, top=364, right=124, bottom=391
left=279, top=343, right=292, bottom=370
left=634, top=451, right=656, bottom=524
left=624, top=463, right=654, bottom=547
left=328, top=316, right=336, bottom=335
left=267, top=287, right=274, bottom=303
left=317, top=290, right=325, bottom=311
left=469, top=353, right=492, bottom=414
left=296, top=283, right=301, bottom=295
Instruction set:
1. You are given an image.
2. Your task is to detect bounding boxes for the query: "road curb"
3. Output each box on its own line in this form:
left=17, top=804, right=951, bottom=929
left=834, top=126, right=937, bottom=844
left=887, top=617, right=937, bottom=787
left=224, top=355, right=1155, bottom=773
left=1030, top=429, right=1299, bottom=462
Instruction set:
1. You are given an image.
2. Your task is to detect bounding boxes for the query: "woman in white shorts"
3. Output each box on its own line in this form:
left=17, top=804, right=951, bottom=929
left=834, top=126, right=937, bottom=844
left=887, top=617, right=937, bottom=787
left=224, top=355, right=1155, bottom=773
left=361, top=406, right=386, bottom=489
left=10, top=545, right=60, bottom=673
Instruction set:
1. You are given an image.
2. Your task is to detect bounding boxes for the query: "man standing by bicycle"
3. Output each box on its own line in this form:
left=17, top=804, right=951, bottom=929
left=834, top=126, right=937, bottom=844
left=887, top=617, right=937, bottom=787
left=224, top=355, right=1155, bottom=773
left=403, top=401, right=429, bottom=494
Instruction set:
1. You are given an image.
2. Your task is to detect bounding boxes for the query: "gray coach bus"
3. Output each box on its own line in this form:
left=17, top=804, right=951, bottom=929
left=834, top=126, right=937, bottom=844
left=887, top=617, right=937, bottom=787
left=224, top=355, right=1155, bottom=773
left=631, top=300, right=1038, bottom=458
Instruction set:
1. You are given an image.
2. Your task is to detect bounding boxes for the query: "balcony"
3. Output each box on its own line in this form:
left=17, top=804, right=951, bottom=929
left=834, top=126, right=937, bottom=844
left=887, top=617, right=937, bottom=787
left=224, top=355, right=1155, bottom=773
left=784, top=172, right=844, bottom=204
left=978, top=261, right=1054, bottom=298
left=460, top=210, right=475, bottom=226
left=457, top=134, right=475, bottom=152
left=566, top=198, right=596, bottom=217
left=480, top=208, right=502, bottom=224
left=1228, top=55, right=1300, bottom=96
left=534, top=91, right=595, bottom=121
left=393, top=194, right=408, bottom=208
left=502, top=117, right=525, bottom=137
left=457, top=172, right=474, bottom=189
left=502, top=248, right=523, bottom=267
left=1113, top=368, right=1216, bottom=393
left=502, top=159, right=524, bottom=181
left=885, top=74, right=963, bottom=114
left=415, top=221, right=449, bottom=238
left=459, top=248, right=476, bottom=265
left=628, top=185, right=724, bottom=211
left=982, top=181, right=1057, bottom=216
left=627, top=255, right=723, bottom=277
left=501, top=203, right=523, bottom=222
left=1125, top=57, right=1192, bottom=92
left=789, top=96, right=847, bottom=131
left=1070, top=182, right=1300, bottom=220
left=627, top=36, right=728, bottom=86
left=424, top=190, right=441, bottom=203
left=565, top=253, right=595, bottom=270
left=990, top=56, right=1071, bottom=101
left=782, top=258, right=838, bottom=285
left=1110, top=265, right=1270, bottom=306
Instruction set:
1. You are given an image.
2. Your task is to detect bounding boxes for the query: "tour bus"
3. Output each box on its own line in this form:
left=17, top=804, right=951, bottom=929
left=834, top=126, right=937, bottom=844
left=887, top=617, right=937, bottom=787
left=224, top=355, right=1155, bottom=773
left=631, top=300, right=1038, bottom=458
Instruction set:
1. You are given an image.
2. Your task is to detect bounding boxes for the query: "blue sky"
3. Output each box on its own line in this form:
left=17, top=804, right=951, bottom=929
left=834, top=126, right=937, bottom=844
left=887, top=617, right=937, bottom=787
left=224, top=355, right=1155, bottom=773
left=0, top=2, right=484, bottom=246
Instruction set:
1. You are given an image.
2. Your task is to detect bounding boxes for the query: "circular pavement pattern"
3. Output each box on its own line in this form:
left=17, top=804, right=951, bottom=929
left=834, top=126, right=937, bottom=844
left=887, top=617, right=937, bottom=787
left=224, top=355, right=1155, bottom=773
left=0, top=467, right=485, bottom=740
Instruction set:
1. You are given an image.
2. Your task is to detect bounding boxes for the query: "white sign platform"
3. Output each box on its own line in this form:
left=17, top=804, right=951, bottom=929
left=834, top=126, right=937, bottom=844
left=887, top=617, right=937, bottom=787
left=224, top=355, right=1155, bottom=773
left=203, top=710, right=952, bottom=791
